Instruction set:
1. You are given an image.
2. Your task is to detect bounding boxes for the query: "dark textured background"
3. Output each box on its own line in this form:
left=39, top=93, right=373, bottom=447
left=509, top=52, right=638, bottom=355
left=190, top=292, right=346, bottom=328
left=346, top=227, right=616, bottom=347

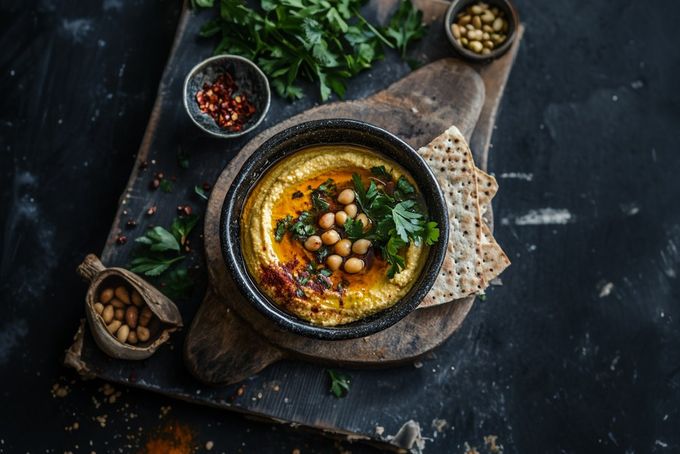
left=1, top=0, right=679, bottom=453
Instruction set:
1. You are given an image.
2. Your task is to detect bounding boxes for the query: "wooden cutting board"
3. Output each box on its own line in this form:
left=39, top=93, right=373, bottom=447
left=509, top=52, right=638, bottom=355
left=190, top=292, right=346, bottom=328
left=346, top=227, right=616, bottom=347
left=65, top=0, right=522, bottom=448
left=184, top=54, right=512, bottom=384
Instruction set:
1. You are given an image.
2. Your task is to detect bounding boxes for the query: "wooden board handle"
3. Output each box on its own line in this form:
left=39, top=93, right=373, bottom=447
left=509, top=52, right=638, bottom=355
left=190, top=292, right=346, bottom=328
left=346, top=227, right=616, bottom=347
left=183, top=289, right=286, bottom=385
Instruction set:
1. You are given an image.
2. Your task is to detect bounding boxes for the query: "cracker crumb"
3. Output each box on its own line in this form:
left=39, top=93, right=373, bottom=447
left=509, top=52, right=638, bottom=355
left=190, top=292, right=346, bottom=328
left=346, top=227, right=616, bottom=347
left=484, top=435, right=503, bottom=453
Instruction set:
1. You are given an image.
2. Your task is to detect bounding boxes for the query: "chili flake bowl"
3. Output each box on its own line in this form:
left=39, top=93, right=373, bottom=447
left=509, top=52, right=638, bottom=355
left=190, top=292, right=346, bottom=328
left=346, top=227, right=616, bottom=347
left=183, top=55, right=271, bottom=139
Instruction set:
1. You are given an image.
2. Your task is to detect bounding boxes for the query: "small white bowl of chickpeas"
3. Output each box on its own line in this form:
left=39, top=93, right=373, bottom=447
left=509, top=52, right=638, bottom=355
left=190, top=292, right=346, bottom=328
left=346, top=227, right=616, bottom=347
left=445, top=0, right=519, bottom=62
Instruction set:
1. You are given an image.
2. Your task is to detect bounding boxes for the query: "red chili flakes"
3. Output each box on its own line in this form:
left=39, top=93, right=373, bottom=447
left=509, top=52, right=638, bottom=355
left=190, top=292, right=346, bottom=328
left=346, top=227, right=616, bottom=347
left=116, top=235, right=127, bottom=245
left=146, top=206, right=157, bottom=216
left=195, top=72, right=257, bottom=132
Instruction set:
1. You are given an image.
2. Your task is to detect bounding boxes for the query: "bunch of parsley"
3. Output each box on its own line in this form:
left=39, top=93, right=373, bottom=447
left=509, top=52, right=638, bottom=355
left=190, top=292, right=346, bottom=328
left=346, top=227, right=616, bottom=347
left=350, top=168, right=439, bottom=277
left=195, top=0, right=425, bottom=101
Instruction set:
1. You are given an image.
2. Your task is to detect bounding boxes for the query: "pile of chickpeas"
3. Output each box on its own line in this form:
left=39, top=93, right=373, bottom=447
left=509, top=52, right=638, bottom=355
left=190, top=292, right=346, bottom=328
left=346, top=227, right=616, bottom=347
left=451, top=2, right=509, bottom=55
left=93, top=284, right=158, bottom=345
left=302, top=188, right=372, bottom=274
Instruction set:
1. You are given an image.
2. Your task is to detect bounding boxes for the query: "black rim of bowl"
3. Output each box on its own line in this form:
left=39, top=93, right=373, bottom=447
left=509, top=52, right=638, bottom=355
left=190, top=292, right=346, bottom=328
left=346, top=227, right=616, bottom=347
left=183, top=54, right=271, bottom=138
left=220, top=119, right=449, bottom=340
left=444, top=0, right=518, bottom=62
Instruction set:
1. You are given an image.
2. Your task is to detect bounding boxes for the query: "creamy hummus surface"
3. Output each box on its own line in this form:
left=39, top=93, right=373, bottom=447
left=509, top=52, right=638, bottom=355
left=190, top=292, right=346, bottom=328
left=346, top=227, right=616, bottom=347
left=241, top=145, right=428, bottom=326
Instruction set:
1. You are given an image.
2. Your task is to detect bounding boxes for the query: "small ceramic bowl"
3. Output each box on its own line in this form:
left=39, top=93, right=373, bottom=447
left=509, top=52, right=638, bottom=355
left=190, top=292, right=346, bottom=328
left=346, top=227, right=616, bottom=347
left=444, top=0, right=519, bottom=62
left=183, top=55, right=271, bottom=138
left=220, top=119, right=449, bottom=340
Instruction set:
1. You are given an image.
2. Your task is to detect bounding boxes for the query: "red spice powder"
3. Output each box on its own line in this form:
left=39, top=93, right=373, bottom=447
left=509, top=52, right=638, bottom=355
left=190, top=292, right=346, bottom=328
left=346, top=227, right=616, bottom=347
left=140, top=422, right=195, bottom=454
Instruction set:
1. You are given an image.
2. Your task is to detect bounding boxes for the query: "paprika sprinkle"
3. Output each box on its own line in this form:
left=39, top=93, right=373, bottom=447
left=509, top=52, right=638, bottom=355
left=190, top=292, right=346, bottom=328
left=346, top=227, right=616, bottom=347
left=195, top=71, right=256, bottom=132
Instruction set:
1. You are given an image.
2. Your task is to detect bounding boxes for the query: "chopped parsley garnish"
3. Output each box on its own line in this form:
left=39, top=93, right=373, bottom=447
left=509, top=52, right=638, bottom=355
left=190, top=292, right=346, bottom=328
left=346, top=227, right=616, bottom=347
left=370, top=165, right=392, bottom=181
left=351, top=172, right=439, bottom=277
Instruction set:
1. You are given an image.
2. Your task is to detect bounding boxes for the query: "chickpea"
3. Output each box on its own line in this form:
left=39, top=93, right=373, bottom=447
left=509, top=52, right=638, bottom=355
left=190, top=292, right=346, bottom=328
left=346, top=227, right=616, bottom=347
left=106, top=320, right=122, bottom=335
left=127, top=331, right=138, bottom=345
left=116, top=324, right=130, bottom=343
left=114, top=308, right=125, bottom=321
left=114, top=286, right=130, bottom=304
left=355, top=213, right=370, bottom=231
left=110, top=298, right=125, bottom=309
left=334, top=239, right=352, bottom=257
left=304, top=235, right=323, bottom=251
left=131, top=290, right=143, bottom=307
left=318, top=212, right=335, bottom=229
left=335, top=211, right=348, bottom=226
left=321, top=230, right=341, bottom=245
left=344, top=203, right=358, bottom=218
left=139, top=307, right=153, bottom=327
left=137, top=326, right=151, bottom=342
left=326, top=254, right=343, bottom=271
left=102, top=305, right=114, bottom=323
left=125, top=306, right=139, bottom=329
left=100, top=288, right=114, bottom=303
left=344, top=257, right=364, bottom=274
left=352, top=239, right=372, bottom=255
left=94, top=302, right=104, bottom=315
left=337, top=188, right=355, bottom=205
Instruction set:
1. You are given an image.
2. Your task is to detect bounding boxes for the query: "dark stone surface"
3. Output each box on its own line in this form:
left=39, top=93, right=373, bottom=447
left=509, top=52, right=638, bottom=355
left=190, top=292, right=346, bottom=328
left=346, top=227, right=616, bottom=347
left=1, top=0, right=679, bottom=453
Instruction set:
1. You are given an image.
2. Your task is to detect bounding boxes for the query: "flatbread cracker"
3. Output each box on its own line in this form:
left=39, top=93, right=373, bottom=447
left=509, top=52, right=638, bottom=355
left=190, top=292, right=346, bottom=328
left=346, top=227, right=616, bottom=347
left=475, top=168, right=498, bottom=214
left=479, top=222, right=510, bottom=284
left=418, top=126, right=484, bottom=304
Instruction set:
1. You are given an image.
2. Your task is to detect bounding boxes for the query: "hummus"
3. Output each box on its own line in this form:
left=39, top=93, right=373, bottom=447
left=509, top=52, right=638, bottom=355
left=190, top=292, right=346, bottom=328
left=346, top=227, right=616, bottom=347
left=241, top=145, right=428, bottom=326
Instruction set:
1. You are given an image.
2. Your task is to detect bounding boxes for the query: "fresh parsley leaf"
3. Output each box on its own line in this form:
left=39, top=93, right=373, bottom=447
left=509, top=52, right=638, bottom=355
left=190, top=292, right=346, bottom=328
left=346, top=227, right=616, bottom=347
left=275, top=215, right=293, bottom=242
left=327, top=369, right=351, bottom=398
left=384, top=235, right=407, bottom=278
left=395, top=176, right=416, bottom=199
left=315, top=245, right=330, bottom=263
left=424, top=221, right=440, bottom=246
left=171, top=214, right=199, bottom=246
left=383, top=0, right=426, bottom=58
left=478, top=293, right=487, bottom=301
left=290, top=211, right=317, bottom=239
left=160, top=179, right=173, bottom=193
left=129, top=255, right=185, bottom=277
left=195, top=185, right=209, bottom=200
left=312, top=192, right=329, bottom=211
left=191, top=0, right=214, bottom=8
left=392, top=200, right=424, bottom=243
left=316, top=178, right=337, bottom=196
left=370, top=165, right=392, bottom=181
left=343, top=218, right=365, bottom=240
left=160, top=267, right=194, bottom=299
left=135, top=226, right=181, bottom=252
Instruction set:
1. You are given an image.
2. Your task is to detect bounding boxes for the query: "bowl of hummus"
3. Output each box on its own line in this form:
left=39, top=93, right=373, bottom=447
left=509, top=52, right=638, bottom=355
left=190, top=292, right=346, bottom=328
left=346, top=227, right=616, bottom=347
left=221, top=119, right=449, bottom=339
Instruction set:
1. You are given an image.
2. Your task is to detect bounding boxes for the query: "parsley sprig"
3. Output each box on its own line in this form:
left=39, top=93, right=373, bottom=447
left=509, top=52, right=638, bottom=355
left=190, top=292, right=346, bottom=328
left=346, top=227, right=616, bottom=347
left=128, top=215, right=199, bottom=299
left=327, top=369, right=351, bottom=398
left=196, top=0, right=426, bottom=101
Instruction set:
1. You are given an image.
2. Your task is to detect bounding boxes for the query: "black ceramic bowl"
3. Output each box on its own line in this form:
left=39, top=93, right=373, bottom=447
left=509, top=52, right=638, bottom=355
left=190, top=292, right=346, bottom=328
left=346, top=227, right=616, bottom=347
left=183, top=55, right=271, bottom=138
left=444, top=0, right=519, bottom=62
left=221, top=119, right=449, bottom=340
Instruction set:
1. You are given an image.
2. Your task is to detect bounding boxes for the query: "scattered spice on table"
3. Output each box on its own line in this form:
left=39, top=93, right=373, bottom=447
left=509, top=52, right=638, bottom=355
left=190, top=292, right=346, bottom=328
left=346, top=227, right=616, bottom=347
left=142, top=421, right=195, bottom=454
left=195, top=71, right=256, bottom=132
